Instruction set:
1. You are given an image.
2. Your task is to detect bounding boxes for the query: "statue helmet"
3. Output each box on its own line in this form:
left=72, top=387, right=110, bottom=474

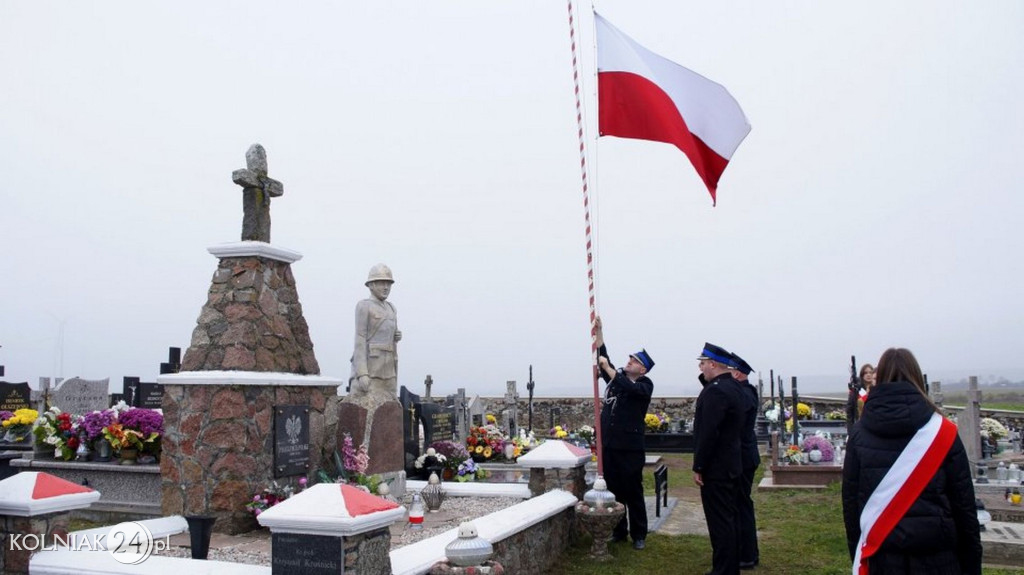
left=365, top=263, right=394, bottom=285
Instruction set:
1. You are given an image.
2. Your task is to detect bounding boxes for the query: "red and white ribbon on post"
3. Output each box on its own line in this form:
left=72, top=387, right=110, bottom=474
left=566, top=0, right=603, bottom=475
left=852, top=412, right=958, bottom=575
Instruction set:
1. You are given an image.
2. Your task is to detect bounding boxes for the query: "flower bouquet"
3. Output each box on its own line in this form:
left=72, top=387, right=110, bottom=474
left=1, top=408, right=38, bottom=443
left=644, top=412, right=670, bottom=433
left=549, top=425, right=568, bottom=439
left=246, top=478, right=306, bottom=517
left=34, top=408, right=81, bottom=460
left=455, top=458, right=488, bottom=482
left=800, top=434, right=835, bottom=462
left=980, top=417, right=1008, bottom=449
left=318, top=433, right=383, bottom=493
left=429, top=440, right=470, bottom=477
left=467, top=424, right=506, bottom=462
left=118, top=408, right=163, bottom=459
left=784, top=444, right=804, bottom=465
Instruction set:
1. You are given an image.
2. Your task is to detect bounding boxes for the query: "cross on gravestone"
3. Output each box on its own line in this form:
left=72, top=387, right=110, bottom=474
left=424, top=375, right=433, bottom=401
left=159, top=347, right=181, bottom=375
left=231, top=143, right=284, bottom=243
left=526, top=365, right=535, bottom=433
left=960, top=376, right=982, bottom=464
left=454, top=387, right=468, bottom=443
left=503, top=380, right=519, bottom=437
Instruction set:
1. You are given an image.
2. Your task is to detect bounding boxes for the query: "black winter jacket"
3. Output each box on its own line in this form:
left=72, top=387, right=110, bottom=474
left=597, top=344, right=653, bottom=451
left=842, top=381, right=982, bottom=575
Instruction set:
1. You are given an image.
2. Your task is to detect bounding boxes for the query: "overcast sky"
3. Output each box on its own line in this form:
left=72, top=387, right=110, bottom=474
left=2, top=1, right=1022, bottom=398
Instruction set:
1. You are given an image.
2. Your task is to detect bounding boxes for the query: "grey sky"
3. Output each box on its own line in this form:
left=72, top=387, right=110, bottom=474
left=2, top=2, right=1022, bottom=398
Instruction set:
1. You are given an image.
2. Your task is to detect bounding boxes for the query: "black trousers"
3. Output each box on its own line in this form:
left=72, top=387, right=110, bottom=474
left=737, top=465, right=759, bottom=563
left=701, top=477, right=739, bottom=575
left=603, top=448, right=648, bottom=541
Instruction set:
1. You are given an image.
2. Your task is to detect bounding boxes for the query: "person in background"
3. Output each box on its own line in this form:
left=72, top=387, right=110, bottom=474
left=842, top=348, right=981, bottom=575
left=845, top=363, right=875, bottom=434
left=593, top=315, right=654, bottom=550
left=730, top=353, right=760, bottom=570
left=693, top=343, right=746, bottom=575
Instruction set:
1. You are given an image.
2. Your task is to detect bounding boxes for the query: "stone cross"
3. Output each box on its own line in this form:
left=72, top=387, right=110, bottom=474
left=424, top=375, right=433, bottom=401
left=503, top=380, right=519, bottom=437
left=454, top=387, right=468, bottom=443
left=232, top=143, right=284, bottom=242
left=959, top=376, right=982, bottom=464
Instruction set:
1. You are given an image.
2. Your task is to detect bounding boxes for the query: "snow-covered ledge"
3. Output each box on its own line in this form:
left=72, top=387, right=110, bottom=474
left=157, top=370, right=344, bottom=387
left=207, top=241, right=302, bottom=263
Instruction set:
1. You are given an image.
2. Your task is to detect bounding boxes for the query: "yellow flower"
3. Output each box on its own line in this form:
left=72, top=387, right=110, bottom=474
left=483, top=446, right=492, bottom=458
left=474, top=445, right=483, bottom=454
left=486, top=414, right=497, bottom=424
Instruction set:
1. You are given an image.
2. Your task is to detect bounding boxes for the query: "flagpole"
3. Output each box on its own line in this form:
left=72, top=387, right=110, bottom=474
left=566, top=0, right=603, bottom=477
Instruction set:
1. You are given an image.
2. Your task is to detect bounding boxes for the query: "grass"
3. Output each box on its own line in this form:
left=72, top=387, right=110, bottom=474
left=547, top=453, right=1024, bottom=575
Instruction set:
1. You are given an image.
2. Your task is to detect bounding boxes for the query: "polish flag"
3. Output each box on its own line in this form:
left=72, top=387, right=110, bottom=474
left=596, top=12, right=750, bottom=205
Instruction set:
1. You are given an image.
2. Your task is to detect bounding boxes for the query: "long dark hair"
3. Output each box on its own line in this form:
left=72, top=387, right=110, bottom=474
left=875, top=348, right=941, bottom=414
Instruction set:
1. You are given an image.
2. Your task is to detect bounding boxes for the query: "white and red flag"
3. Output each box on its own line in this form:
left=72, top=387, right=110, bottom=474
left=595, top=12, right=750, bottom=205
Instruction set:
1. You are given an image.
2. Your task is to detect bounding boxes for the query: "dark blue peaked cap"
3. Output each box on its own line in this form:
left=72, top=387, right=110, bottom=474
left=730, top=353, right=753, bottom=375
left=697, top=343, right=737, bottom=367
left=630, top=349, right=655, bottom=372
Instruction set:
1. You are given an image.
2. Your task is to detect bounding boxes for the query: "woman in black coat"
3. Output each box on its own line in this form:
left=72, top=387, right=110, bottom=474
left=842, top=348, right=981, bottom=574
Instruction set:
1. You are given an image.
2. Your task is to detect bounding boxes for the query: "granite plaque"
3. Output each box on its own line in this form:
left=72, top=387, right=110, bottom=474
left=271, top=533, right=343, bottom=575
left=0, top=382, right=31, bottom=412
left=420, top=403, right=456, bottom=447
left=50, top=377, right=109, bottom=414
left=137, top=382, right=164, bottom=409
left=274, top=405, right=310, bottom=478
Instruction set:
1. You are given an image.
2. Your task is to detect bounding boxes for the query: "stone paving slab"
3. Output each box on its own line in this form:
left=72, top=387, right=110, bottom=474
left=981, top=521, right=1024, bottom=567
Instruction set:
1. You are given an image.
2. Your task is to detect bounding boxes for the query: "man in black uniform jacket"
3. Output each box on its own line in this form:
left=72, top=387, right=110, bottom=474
left=594, top=316, right=654, bottom=550
left=693, top=343, right=746, bottom=575
left=730, top=353, right=760, bottom=570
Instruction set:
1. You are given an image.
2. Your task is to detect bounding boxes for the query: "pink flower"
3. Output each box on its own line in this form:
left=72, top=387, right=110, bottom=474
left=253, top=508, right=261, bottom=516
left=298, top=477, right=308, bottom=487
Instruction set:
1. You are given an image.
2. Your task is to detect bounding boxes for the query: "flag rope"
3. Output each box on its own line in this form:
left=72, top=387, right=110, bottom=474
left=566, top=0, right=603, bottom=476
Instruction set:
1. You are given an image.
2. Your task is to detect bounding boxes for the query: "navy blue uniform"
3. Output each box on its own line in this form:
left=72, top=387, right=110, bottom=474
left=693, top=372, right=746, bottom=575
left=598, top=344, right=653, bottom=543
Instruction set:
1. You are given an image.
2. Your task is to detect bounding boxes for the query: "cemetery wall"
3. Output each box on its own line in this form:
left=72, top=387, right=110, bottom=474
left=490, top=506, right=576, bottom=573
left=160, top=383, right=339, bottom=534
left=494, top=396, right=847, bottom=432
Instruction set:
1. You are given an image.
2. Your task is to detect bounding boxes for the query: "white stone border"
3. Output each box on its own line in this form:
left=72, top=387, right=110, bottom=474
left=157, top=371, right=344, bottom=387
left=207, top=241, right=302, bottom=263
left=405, top=481, right=531, bottom=499
left=390, top=489, right=578, bottom=575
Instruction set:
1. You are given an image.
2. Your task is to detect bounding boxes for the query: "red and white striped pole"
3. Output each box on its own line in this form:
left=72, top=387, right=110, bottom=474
left=566, top=0, right=603, bottom=476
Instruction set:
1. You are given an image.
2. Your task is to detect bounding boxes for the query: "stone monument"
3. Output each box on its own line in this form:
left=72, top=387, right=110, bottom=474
left=338, top=264, right=404, bottom=484
left=158, top=144, right=342, bottom=534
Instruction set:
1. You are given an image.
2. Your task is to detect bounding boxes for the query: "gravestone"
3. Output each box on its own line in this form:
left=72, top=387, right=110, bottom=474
left=49, top=377, right=109, bottom=415
left=453, top=387, right=468, bottom=443
left=274, top=405, right=311, bottom=478
left=931, top=380, right=944, bottom=408
left=960, top=376, right=982, bottom=464
left=0, top=382, right=31, bottom=413
left=159, top=347, right=181, bottom=375
left=400, top=386, right=422, bottom=472
left=122, top=377, right=140, bottom=407
left=420, top=402, right=456, bottom=447
left=271, top=533, right=343, bottom=575
left=503, top=380, right=519, bottom=437
left=136, top=382, right=164, bottom=409
left=468, top=395, right=486, bottom=427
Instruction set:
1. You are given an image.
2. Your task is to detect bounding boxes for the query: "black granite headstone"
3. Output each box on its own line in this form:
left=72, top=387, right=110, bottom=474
left=271, top=533, right=343, bottom=575
left=0, top=382, right=31, bottom=413
left=420, top=403, right=456, bottom=447
left=400, top=386, right=423, bottom=473
left=137, top=382, right=164, bottom=409
left=274, top=405, right=310, bottom=478
left=159, top=346, right=182, bottom=375
left=122, top=377, right=141, bottom=407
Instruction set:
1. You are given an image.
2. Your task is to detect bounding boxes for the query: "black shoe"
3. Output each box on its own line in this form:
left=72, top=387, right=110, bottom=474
left=632, top=539, right=645, bottom=550
left=739, top=559, right=759, bottom=569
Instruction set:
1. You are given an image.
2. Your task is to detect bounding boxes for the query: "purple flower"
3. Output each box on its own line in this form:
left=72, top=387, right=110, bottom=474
left=0, top=411, right=14, bottom=423
left=298, top=477, right=308, bottom=487
left=118, top=408, right=163, bottom=436
left=81, top=410, right=117, bottom=441
left=800, top=435, right=835, bottom=462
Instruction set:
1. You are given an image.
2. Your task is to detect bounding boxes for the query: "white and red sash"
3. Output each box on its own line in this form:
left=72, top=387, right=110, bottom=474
left=852, top=412, right=958, bottom=575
